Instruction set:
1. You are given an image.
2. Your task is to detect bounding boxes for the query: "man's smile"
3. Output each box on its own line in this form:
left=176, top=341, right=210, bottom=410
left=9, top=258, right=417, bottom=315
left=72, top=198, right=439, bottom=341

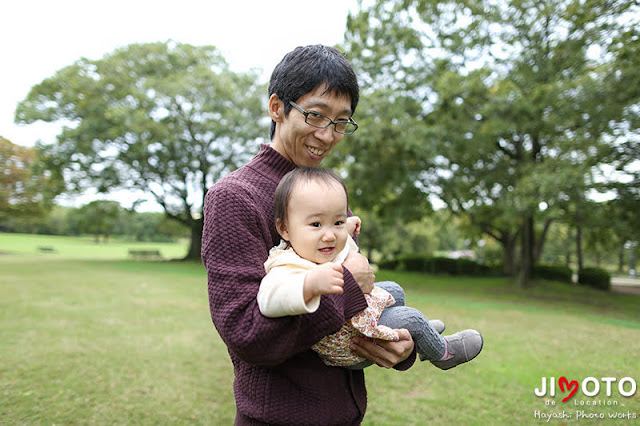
left=307, top=145, right=327, bottom=157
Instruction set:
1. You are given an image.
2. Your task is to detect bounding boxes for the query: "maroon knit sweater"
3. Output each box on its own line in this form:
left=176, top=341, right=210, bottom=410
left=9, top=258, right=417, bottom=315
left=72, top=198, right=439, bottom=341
left=202, top=144, right=415, bottom=425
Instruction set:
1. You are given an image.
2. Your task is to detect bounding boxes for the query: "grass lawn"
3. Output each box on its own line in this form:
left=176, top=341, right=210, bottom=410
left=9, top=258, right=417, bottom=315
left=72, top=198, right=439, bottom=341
left=0, top=232, right=188, bottom=260
left=1, top=240, right=639, bottom=424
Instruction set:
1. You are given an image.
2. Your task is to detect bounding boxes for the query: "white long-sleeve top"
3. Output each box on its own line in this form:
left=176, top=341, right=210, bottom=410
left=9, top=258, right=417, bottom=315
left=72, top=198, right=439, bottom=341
left=258, top=236, right=359, bottom=317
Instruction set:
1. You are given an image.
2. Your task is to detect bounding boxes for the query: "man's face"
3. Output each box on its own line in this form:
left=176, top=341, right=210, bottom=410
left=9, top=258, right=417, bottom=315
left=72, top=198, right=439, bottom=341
left=278, top=179, right=349, bottom=264
left=271, top=85, right=352, bottom=167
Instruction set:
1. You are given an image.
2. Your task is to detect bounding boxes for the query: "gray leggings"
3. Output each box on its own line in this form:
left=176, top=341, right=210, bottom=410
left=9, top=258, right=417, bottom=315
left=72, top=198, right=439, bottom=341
left=346, top=281, right=446, bottom=369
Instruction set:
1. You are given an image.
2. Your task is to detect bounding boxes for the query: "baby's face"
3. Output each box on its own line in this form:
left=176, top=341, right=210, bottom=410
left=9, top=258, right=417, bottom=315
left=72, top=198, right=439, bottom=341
left=279, top=179, right=348, bottom=264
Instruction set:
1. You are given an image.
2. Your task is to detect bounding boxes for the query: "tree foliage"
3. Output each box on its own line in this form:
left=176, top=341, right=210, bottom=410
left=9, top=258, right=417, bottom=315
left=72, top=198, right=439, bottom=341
left=342, top=0, right=640, bottom=286
left=0, top=137, right=63, bottom=227
left=15, top=41, right=267, bottom=259
left=72, top=200, right=122, bottom=243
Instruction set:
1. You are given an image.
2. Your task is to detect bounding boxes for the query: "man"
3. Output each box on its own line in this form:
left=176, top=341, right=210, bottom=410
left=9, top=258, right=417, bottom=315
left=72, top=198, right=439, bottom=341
left=201, top=45, right=415, bottom=425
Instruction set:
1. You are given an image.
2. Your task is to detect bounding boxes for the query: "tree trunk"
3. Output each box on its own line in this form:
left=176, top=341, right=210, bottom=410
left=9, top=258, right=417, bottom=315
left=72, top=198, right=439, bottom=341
left=502, top=234, right=517, bottom=275
left=516, top=215, right=534, bottom=288
left=184, top=217, right=204, bottom=260
left=565, top=231, right=572, bottom=267
left=618, top=244, right=625, bottom=273
left=366, top=242, right=374, bottom=263
left=576, top=200, right=584, bottom=272
left=534, top=218, right=553, bottom=263
left=575, top=223, right=583, bottom=272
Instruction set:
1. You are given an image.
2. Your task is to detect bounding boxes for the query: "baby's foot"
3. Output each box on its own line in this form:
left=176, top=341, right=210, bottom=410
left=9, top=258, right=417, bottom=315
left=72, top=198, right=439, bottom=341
left=430, top=329, right=483, bottom=370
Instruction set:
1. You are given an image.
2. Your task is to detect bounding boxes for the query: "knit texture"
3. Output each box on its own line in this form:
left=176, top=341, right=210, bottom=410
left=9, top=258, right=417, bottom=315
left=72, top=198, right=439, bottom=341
left=202, top=144, right=410, bottom=425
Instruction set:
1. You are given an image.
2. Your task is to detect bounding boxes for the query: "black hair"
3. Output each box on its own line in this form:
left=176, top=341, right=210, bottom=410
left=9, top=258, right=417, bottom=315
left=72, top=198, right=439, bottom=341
left=273, top=167, right=348, bottom=232
left=268, top=45, right=360, bottom=139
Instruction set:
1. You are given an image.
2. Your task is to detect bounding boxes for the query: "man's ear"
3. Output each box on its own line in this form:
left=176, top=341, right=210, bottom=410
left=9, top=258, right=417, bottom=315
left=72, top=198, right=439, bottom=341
left=268, top=94, right=285, bottom=123
left=276, top=218, right=289, bottom=241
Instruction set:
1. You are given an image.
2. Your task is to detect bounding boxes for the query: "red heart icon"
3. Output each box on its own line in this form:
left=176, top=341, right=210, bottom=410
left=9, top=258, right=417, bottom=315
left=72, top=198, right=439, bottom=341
left=559, top=376, right=578, bottom=402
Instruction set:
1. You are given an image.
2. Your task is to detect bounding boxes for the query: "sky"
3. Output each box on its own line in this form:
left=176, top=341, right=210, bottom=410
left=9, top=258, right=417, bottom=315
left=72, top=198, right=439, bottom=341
left=1, top=0, right=359, bottom=148
left=0, top=0, right=359, bottom=210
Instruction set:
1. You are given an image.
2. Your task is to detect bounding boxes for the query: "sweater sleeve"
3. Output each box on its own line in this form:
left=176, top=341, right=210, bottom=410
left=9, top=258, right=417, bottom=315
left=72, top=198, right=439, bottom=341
left=202, top=182, right=369, bottom=367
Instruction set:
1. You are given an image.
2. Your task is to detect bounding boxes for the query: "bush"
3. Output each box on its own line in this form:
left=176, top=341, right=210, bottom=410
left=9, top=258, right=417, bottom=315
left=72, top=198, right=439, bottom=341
left=385, top=254, right=490, bottom=276
left=533, top=264, right=573, bottom=283
left=397, top=254, right=431, bottom=272
left=377, top=258, right=399, bottom=270
left=430, top=257, right=458, bottom=274
left=578, top=267, right=611, bottom=291
left=451, top=257, right=491, bottom=275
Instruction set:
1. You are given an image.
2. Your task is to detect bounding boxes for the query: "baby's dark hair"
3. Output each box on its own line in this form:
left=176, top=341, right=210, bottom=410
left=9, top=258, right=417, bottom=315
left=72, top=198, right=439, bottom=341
left=273, top=167, right=348, bottom=228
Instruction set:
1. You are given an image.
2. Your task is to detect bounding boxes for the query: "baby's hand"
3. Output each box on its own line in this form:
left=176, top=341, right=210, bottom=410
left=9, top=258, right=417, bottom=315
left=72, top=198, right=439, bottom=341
left=303, top=263, right=344, bottom=302
left=347, top=216, right=361, bottom=237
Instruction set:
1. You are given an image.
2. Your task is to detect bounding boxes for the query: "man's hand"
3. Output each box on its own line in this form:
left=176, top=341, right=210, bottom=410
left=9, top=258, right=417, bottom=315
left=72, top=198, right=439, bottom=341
left=343, top=252, right=375, bottom=294
left=303, top=263, right=344, bottom=303
left=350, top=329, right=415, bottom=369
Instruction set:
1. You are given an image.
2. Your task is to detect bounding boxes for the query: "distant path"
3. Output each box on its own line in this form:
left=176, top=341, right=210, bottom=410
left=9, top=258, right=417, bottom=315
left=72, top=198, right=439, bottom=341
left=611, top=277, right=640, bottom=296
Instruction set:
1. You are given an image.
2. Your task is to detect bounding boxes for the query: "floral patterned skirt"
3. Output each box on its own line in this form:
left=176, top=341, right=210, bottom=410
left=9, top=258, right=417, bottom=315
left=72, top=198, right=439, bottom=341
left=312, top=286, right=400, bottom=367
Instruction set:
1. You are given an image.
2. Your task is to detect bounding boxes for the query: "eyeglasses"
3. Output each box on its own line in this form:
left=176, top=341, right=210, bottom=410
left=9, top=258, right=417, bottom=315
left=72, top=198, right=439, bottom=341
left=289, top=101, right=358, bottom=135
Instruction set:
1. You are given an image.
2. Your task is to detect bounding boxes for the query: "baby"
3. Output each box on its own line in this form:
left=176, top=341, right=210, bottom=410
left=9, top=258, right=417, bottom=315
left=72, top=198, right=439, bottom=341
left=258, top=167, right=483, bottom=369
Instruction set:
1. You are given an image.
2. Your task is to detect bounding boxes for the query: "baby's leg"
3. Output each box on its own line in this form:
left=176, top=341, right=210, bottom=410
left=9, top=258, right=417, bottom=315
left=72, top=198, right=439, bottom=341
left=375, top=281, right=405, bottom=307
left=376, top=281, right=445, bottom=333
left=343, top=284, right=403, bottom=370
left=378, top=305, right=446, bottom=361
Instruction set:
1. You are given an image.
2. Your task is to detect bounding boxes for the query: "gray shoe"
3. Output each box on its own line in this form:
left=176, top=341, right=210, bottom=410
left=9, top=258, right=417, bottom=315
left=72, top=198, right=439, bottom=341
left=431, top=329, right=483, bottom=370
left=429, top=319, right=445, bottom=334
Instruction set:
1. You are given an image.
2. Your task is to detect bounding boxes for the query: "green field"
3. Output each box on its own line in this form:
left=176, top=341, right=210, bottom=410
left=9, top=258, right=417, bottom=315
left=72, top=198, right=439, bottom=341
left=1, top=233, right=639, bottom=424
left=0, top=232, right=188, bottom=260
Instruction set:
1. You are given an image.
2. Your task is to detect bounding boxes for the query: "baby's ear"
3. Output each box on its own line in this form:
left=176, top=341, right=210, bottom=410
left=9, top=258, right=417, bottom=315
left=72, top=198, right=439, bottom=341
left=276, top=218, right=289, bottom=240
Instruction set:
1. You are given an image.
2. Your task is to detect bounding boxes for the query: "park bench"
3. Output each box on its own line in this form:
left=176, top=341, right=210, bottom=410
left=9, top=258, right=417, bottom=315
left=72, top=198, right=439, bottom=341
left=37, top=246, right=56, bottom=253
left=128, top=249, right=163, bottom=260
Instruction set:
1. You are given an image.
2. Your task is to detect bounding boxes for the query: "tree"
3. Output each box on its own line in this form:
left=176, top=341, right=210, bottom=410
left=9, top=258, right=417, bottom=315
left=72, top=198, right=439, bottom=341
left=342, top=0, right=640, bottom=286
left=120, top=210, right=189, bottom=243
left=0, top=137, right=63, bottom=229
left=607, top=183, right=640, bottom=272
left=326, top=86, right=434, bottom=223
left=15, top=41, right=267, bottom=259
left=72, top=200, right=122, bottom=243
